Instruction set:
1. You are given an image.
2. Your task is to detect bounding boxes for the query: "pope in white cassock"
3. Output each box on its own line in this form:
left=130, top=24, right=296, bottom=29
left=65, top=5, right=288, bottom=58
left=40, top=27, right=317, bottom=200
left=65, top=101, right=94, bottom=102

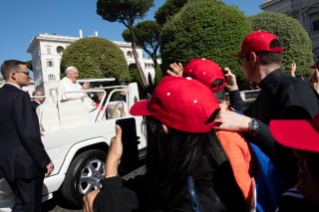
left=57, top=66, right=96, bottom=112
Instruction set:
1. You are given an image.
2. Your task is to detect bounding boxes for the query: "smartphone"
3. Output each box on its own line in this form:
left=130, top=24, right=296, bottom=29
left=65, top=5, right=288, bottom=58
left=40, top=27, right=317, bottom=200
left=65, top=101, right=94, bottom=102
left=116, top=118, right=139, bottom=174
left=187, top=176, right=202, bottom=212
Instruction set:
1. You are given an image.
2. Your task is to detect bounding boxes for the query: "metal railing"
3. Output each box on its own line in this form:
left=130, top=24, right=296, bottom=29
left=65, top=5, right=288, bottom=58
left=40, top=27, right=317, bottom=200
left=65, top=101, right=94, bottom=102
left=244, top=90, right=260, bottom=100
left=57, top=90, right=106, bottom=129
left=98, top=89, right=128, bottom=122
left=226, top=90, right=260, bottom=102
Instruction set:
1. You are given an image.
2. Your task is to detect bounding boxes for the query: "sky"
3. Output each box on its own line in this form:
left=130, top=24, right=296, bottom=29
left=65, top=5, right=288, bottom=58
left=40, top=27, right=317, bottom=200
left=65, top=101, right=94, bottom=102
left=0, top=0, right=264, bottom=79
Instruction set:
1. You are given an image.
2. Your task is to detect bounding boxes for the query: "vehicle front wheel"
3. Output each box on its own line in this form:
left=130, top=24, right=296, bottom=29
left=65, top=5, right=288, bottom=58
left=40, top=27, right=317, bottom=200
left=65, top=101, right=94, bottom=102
left=61, top=149, right=107, bottom=207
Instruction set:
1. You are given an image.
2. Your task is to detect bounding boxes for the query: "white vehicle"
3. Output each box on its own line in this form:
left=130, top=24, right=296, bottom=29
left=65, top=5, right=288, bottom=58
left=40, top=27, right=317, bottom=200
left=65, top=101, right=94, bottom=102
left=0, top=80, right=146, bottom=210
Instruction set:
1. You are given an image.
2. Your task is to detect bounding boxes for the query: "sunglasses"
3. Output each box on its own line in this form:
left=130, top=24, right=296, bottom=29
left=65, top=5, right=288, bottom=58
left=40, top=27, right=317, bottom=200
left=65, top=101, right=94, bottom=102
left=237, top=54, right=247, bottom=65
left=15, top=71, right=30, bottom=76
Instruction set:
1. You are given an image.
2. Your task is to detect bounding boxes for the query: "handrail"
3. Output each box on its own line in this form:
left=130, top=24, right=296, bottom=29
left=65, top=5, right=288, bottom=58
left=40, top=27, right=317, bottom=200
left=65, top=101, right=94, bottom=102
left=57, top=90, right=106, bottom=129
left=99, top=89, right=128, bottom=122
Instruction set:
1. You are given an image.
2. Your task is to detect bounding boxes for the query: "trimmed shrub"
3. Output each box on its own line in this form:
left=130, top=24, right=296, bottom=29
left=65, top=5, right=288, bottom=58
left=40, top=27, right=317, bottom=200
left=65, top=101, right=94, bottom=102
left=60, top=37, right=130, bottom=82
left=160, top=0, right=252, bottom=81
left=249, top=12, right=313, bottom=76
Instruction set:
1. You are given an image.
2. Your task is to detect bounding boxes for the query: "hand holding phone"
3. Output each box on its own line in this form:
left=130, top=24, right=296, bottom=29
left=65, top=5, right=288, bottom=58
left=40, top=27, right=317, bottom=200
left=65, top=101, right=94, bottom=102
left=115, top=118, right=139, bottom=174
left=105, top=125, right=123, bottom=176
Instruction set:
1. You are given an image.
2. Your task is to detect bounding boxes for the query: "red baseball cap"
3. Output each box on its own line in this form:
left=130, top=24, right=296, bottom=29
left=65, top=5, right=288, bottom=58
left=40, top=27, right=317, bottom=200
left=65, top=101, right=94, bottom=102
left=309, top=65, right=316, bottom=69
left=269, top=113, right=319, bottom=152
left=233, top=31, right=284, bottom=58
left=130, top=76, right=221, bottom=133
left=183, top=59, right=225, bottom=93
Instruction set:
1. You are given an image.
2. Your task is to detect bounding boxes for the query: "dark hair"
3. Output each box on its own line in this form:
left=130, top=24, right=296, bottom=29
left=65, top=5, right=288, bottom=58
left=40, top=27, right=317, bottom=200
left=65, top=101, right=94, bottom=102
left=140, top=117, right=246, bottom=211
left=245, top=39, right=283, bottom=66
left=211, top=79, right=226, bottom=103
left=1, top=60, right=26, bottom=80
left=307, top=152, right=319, bottom=183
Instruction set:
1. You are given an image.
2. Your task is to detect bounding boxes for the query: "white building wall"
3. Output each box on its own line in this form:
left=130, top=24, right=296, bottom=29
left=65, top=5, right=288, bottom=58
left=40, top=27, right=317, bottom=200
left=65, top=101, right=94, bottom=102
left=260, top=0, right=319, bottom=60
left=27, top=32, right=162, bottom=95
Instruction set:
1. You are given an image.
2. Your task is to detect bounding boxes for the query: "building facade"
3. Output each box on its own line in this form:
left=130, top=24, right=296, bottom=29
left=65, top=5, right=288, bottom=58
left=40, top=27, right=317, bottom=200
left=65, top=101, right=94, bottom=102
left=27, top=31, right=161, bottom=95
left=260, top=0, right=319, bottom=61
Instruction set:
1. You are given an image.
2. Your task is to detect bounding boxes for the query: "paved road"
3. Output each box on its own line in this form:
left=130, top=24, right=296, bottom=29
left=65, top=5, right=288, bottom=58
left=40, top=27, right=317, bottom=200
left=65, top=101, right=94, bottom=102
left=42, top=165, right=146, bottom=212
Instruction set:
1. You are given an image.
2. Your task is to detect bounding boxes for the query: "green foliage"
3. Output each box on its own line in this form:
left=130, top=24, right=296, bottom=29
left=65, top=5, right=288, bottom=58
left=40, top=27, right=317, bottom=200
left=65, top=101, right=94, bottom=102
left=160, top=0, right=252, bottom=82
left=26, top=60, right=32, bottom=71
left=96, top=0, right=154, bottom=27
left=155, top=0, right=188, bottom=26
left=122, top=20, right=161, bottom=66
left=154, top=64, right=163, bottom=85
left=129, top=64, right=147, bottom=98
left=96, top=0, right=154, bottom=88
left=60, top=37, right=129, bottom=82
left=249, top=12, right=313, bottom=76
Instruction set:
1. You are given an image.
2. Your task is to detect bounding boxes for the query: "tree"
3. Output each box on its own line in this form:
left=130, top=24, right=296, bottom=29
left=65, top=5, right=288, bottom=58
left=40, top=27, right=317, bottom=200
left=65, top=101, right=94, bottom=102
left=249, top=12, right=313, bottom=76
left=160, top=0, right=252, bottom=83
left=154, top=0, right=188, bottom=26
left=96, top=0, right=155, bottom=88
left=26, top=60, right=33, bottom=71
left=60, top=37, right=130, bottom=82
left=122, top=20, right=161, bottom=68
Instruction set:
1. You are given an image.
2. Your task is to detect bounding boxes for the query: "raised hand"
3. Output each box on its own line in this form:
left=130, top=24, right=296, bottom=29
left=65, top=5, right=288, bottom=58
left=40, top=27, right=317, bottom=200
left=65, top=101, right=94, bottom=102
left=82, top=81, right=90, bottom=90
left=105, top=125, right=122, bottom=176
left=224, top=67, right=238, bottom=91
left=167, top=63, right=183, bottom=77
left=289, top=61, right=296, bottom=77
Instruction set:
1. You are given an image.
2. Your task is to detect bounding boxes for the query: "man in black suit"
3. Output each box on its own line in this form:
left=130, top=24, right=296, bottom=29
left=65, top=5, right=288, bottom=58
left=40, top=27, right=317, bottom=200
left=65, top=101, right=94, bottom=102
left=31, top=90, right=44, bottom=111
left=0, top=60, right=54, bottom=212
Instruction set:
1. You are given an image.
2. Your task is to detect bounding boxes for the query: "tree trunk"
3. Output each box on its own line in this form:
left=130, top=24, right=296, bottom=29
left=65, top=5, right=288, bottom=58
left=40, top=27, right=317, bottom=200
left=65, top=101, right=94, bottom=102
left=152, top=54, right=157, bottom=70
left=129, top=27, right=147, bottom=88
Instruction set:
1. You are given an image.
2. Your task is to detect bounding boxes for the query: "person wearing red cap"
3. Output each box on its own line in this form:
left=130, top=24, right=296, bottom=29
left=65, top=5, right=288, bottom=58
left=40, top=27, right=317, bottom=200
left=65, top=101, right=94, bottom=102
left=168, top=59, right=255, bottom=209
left=83, top=76, right=247, bottom=212
left=269, top=113, right=319, bottom=211
left=215, top=31, right=319, bottom=186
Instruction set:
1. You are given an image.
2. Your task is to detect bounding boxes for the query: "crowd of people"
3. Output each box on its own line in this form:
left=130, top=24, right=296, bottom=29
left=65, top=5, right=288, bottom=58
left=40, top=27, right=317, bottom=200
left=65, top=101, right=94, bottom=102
left=1, top=30, right=319, bottom=212
left=82, top=31, right=319, bottom=212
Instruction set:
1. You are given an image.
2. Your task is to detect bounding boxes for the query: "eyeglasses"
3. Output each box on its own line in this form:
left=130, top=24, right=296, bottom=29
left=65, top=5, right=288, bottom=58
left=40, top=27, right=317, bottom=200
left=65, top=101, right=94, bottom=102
left=237, top=54, right=247, bottom=65
left=15, top=71, right=30, bottom=76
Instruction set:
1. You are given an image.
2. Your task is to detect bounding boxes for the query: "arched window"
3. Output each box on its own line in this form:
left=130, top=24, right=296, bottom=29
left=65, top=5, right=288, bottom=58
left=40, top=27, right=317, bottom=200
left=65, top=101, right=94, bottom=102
left=127, top=51, right=132, bottom=58
left=57, top=46, right=65, bottom=55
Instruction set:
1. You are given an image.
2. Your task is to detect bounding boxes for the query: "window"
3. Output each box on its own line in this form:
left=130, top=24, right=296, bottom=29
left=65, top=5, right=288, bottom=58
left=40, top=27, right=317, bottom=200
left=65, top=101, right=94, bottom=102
left=313, top=20, right=319, bottom=32
left=56, top=46, right=64, bottom=54
left=48, top=74, right=56, bottom=81
left=127, top=51, right=132, bottom=58
left=47, top=48, right=51, bottom=54
left=47, top=61, right=54, bottom=67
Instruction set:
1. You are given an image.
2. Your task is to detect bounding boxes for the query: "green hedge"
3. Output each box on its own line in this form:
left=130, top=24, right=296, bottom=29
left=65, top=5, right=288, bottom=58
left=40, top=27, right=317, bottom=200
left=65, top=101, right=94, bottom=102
left=249, top=12, right=313, bottom=76
left=160, top=0, right=252, bottom=82
left=60, top=37, right=130, bottom=82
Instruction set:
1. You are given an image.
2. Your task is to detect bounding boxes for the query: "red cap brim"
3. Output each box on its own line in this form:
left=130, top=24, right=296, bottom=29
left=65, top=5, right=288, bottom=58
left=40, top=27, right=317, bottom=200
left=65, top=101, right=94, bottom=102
left=129, top=100, right=151, bottom=116
left=270, top=120, right=319, bottom=152
left=309, top=65, right=316, bottom=69
left=232, top=52, right=244, bottom=59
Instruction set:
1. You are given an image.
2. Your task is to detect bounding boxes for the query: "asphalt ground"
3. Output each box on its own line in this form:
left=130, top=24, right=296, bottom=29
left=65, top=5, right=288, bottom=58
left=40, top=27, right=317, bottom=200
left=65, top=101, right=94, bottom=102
left=42, top=100, right=255, bottom=212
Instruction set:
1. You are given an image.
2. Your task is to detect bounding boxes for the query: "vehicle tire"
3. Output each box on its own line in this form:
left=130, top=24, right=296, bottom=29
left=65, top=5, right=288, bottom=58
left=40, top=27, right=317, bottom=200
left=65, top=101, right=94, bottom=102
left=61, top=149, right=107, bottom=207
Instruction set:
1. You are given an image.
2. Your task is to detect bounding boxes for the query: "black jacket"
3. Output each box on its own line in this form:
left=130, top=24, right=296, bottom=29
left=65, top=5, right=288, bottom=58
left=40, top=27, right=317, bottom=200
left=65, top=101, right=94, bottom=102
left=0, top=84, right=51, bottom=181
left=93, top=159, right=247, bottom=212
left=230, top=69, right=319, bottom=185
left=31, top=100, right=40, bottom=111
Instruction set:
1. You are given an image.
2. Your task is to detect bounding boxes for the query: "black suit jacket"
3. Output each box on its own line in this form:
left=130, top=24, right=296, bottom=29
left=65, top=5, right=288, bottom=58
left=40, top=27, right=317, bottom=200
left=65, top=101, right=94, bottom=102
left=0, top=84, right=51, bottom=181
left=31, top=100, right=40, bottom=111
